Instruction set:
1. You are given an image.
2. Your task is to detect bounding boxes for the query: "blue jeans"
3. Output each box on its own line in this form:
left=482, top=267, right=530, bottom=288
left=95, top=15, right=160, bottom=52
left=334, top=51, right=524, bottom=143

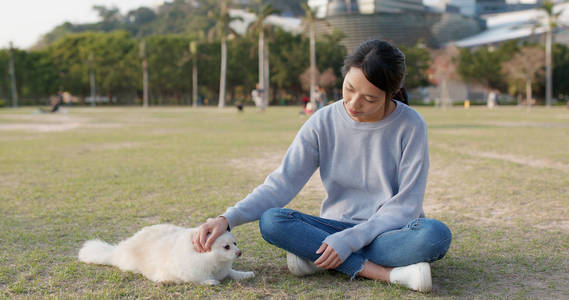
left=259, top=208, right=452, bottom=279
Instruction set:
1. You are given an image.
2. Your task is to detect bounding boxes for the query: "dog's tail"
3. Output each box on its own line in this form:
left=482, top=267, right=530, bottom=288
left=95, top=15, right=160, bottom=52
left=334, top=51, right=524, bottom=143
left=78, top=239, right=116, bottom=265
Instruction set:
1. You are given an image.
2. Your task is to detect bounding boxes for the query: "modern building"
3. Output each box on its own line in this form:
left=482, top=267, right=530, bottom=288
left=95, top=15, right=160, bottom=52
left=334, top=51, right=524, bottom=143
left=309, top=0, right=426, bottom=16
left=310, top=0, right=483, bottom=51
left=454, top=2, right=569, bottom=48
left=424, top=0, right=541, bottom=16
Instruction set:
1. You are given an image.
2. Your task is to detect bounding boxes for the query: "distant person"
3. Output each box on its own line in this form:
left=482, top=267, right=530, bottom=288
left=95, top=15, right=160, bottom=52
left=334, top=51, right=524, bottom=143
left=315, top=85, right=326, bottom=109
left=40, top=91, right=64, bottom=113
left=193, top=40, right=451, bottom=293
left=62, top=91, right=74, bottom=106
left=301, top=95, right=309, bottom=108
left=235, top=100, right=244, bottom=112
left=303, top=102, right=315, bottom=116
left=252, top=83, right=265, bottom=112
left=487, top=90, right=497, bottom=109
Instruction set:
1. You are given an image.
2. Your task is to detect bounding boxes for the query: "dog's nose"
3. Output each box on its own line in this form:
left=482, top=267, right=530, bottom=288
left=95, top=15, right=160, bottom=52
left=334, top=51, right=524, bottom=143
left=236, top=250, right=242, bottom=257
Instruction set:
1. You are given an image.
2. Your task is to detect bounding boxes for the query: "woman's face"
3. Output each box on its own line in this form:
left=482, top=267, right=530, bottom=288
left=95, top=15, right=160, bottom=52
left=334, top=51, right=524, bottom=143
left=342, top=67, right=391, bottom=122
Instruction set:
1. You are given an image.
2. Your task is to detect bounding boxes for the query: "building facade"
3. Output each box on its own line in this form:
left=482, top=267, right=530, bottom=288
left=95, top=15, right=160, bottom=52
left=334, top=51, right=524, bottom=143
left=310, top=0, right=483, bottom=51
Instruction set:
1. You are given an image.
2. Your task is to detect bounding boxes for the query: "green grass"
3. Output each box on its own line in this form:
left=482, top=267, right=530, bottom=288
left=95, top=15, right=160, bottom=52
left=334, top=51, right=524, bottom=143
left=1, top=105, right=568, bottom=298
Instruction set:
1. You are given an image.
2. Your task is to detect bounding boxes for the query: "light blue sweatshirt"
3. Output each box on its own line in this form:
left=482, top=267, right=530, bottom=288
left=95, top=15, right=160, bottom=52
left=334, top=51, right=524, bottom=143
left=222, top=100, right=429, bottom=262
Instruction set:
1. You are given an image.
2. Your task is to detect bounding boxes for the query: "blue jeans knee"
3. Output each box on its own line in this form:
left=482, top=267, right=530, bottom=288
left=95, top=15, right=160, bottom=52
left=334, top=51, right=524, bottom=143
left=401, top=218, right=452, bottom=262
left=259, top=207, right=292, bottom=244
left=361, top=218, right=452, bottom=267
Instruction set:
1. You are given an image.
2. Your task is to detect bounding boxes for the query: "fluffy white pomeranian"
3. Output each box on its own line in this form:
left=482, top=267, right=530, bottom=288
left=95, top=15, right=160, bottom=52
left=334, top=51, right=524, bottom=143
left=78, top=224, right=254, bottom=285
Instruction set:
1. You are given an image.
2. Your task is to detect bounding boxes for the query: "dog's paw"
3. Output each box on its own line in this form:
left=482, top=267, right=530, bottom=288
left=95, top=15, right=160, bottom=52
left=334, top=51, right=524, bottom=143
left=241, top=271, right=255, bottom=279
left=230, top=270, right=255, bottom=280
left=201, top=279, right=220, bottom=285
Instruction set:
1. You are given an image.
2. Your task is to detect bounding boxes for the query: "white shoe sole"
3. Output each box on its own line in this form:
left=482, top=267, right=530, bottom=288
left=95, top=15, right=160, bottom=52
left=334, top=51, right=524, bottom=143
left=286, top=252, right=318, bottom=276
left=415, top=262, right=432, bottom=293
left=390, top=262, right=432, bottom=293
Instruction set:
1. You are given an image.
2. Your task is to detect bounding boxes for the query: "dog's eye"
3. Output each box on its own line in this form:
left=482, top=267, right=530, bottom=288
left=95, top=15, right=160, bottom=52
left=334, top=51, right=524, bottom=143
left=224, top=245, right=230, bottom=250
left=233, top=242, right=237, bottom=246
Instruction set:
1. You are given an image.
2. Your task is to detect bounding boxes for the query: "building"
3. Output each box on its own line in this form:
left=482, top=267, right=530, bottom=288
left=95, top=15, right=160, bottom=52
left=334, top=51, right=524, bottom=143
left=310, top=0, right=483, bottom=51
left=424, top=0, right=540, bottom=16
left=309, top=0, right=426, bottom=16
left=454, top=2, right=569, bottom=48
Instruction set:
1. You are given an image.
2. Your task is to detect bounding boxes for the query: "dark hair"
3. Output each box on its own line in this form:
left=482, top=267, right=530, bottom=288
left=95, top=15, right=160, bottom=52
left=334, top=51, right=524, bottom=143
left=342, top=40, right=408, bottom=105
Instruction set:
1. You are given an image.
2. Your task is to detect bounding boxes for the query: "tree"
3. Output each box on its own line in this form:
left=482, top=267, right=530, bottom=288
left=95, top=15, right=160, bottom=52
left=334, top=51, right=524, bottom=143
left=145, top=35, right=192, bottom=105
left=208, top=0, right=242, bottom=108
left=47, top=31, right=140, bottom=103
left=319, top=68, right=337, bottom=97
left=179, top=30, right=208, bottom=107
left=501, top=46, right=545, bottom=108
left=8, top=42, right=18, bottom=107
left=316, top=30, right=347, bottom=91
left=189, top=40, right=199, bottom=107
left=540, top=0, right=562, bottom=107
left=299, top=67, right=321, bottom=93
left=126, top=7, right=157, bottom=25
left=270, top=28, right=309, bottom=97
left=399, top=42, right=431, bottom=90
left=457, top=40, right=520, bottom=93
left=248, top=1, right=279, bottom=109
left=457, top=46, right=506, bottom=100
left=87, top=52, right=96, bottom=107
left=93, top=5, right=122, bottom=23
left=0, top=47, right=59, bottom=105
left=553, top=43, right=569, bottom=101
left=139, top=40, right=149, bottom=107
left=429, top=45, right=459, bottom=108
left=301, top=3, right=318, bottom=106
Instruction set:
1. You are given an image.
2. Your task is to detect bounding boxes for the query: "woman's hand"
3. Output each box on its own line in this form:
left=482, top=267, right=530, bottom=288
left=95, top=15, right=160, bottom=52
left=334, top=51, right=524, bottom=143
left=192, top=216, right=229, bottom=253
left=314, top=243, right=342, bottom=269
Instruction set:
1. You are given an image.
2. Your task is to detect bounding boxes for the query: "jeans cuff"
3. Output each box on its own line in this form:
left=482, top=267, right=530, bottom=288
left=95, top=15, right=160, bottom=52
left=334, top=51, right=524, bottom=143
left=349, top=258, right=367, bottom=280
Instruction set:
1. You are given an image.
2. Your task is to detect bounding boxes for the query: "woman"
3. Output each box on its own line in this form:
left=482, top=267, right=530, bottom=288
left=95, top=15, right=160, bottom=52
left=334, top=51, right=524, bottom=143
left=193, top=40, right=452, bottom=292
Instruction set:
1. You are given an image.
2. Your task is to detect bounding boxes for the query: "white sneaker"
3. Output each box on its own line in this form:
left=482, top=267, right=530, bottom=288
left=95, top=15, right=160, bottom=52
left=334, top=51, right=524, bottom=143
left=389, top=262, right=432, bottom=293
left=286, top=252, right=318, bottom=276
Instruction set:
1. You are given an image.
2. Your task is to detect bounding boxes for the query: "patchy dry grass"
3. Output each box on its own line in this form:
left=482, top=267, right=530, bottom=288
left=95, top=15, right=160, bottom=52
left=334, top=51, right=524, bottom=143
left=1, top=105, right=568, bottom=299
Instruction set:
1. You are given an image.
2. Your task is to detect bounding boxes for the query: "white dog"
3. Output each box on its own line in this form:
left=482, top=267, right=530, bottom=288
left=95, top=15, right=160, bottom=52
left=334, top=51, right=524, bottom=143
left=78, top=224, right=255, bottom=285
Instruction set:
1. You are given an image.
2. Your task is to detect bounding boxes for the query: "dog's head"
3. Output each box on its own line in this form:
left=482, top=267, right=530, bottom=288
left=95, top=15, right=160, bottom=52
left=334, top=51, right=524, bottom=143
left=211, top=231, right=242, bottom=261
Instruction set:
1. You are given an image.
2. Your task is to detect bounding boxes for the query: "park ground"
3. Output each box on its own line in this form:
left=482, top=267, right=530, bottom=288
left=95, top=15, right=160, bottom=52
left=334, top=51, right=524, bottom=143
left=0, top=105, right=568, bottom=299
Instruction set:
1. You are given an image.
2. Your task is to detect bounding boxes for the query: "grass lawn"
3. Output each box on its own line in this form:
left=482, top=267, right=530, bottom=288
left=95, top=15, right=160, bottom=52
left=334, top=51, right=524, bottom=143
left=1, top=105, right=568, bottom=299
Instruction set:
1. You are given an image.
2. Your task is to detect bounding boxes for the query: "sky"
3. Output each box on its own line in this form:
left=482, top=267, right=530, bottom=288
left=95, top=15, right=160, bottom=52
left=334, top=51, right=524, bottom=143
left=0, top=0, right=164, bottom=49
left=2, top=0, right=538, bottom=50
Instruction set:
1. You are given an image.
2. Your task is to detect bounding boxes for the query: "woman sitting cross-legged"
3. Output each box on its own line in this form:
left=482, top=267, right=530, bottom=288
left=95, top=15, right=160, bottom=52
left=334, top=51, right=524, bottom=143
left=193, top=39, right=452, bottom=293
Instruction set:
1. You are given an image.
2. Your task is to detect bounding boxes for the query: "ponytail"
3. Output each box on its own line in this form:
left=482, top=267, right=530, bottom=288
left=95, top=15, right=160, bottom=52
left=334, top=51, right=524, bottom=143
left=393, top=87, right=408, bottom=105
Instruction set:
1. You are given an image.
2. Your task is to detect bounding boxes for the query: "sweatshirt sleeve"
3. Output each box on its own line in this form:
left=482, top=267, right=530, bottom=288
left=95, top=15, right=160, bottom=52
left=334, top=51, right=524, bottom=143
left=323, top=119, right=429, bottom=262
left=221, top=118, right=320, bottom=229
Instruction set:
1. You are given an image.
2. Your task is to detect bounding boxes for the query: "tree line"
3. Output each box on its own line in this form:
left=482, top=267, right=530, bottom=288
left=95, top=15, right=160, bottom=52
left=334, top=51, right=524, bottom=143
left=0, top=29, right=349, bottom=106
left=4, top=33, right=569, bottom=107
left=457, top=40, right=569, bottom=105
left=2, top=0, right=568, bottom=107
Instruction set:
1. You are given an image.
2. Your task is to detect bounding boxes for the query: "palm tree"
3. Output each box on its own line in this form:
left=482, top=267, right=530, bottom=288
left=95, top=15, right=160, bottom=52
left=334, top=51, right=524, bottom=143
left=179, top=31, right=206, bottom=107
left=208, top=0, right=242, bottom=108
left=139, top=40, right=149, bottom=107
left=189, top=31, right=206, bottom=108
left=541, top=1, right=563, bottom=107
left=87, top=52, right=97, bottom=107
left=189, top=40, right=199, bottom=108
left=301, top=3, right=318, bottom=106
left=8, top=42, right=18, bottom=108
left=249, top=1, right=279, bottom=109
